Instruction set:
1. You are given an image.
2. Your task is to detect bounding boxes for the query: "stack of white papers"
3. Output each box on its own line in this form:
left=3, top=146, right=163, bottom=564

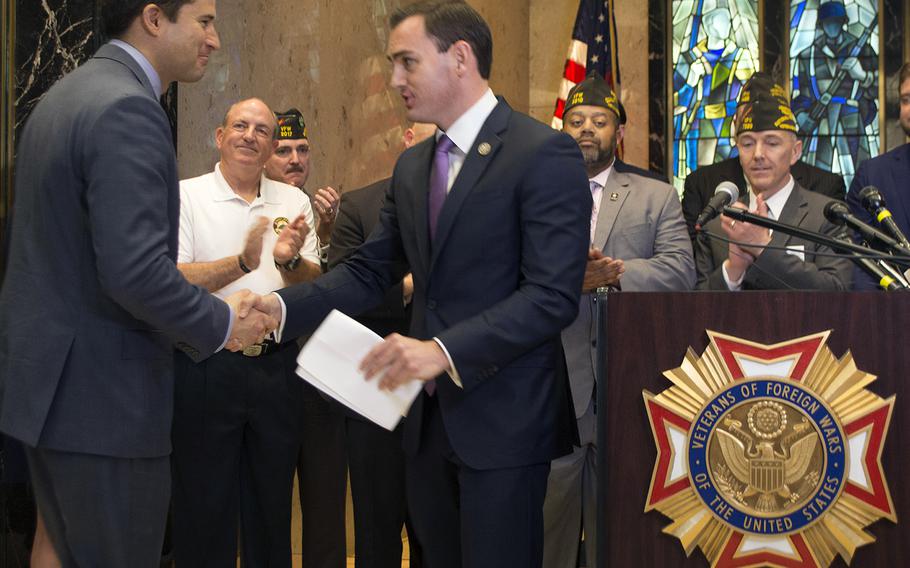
left=296, top=310, right=422, bottom=430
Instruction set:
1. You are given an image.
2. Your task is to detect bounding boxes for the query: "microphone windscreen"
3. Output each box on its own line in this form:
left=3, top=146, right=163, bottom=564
left=714, top=181, right=739, bottom=203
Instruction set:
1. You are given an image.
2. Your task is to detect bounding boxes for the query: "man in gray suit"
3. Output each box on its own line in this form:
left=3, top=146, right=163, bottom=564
left=694, top=81, right=852, bottom=290
left=542, top=73, right=695, bottom=568
left=0, top=2, right=275, bottom=566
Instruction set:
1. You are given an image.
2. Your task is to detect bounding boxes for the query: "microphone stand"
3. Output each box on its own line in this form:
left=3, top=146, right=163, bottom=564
left=720, top=207, right=910, bottom=269
left=594, top=285, right=613, bottom=567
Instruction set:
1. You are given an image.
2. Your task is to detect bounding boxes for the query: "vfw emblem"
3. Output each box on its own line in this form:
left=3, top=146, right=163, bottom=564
left=643, top=331, right=895, bottom=567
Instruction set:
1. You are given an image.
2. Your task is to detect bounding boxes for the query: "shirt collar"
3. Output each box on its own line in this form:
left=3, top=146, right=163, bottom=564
left=751, top=175, right=795, bottom=220
left=437, top=89, right=498, bottom=154
left=212, top=162, right=281, bottom=205
left=589, top=161, right=615, bottom=189
left=109, top=39, right=162, bottom=97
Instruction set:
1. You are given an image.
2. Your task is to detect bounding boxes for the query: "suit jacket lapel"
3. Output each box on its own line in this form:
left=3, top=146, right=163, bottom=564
left=94, top=43, right=157, bottom=99
left=770, top=184, right=809, bottom=249
left=592, top=170, right=631, bottom=250
left=430, top=100, right=511, bottom=270
left=410, top=140, right=434, bottom=271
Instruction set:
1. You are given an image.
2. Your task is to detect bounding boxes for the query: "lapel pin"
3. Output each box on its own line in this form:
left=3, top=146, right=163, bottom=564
left=477, top=142, right=492, bottom=156
left=610, top=192, right=619, bottom=201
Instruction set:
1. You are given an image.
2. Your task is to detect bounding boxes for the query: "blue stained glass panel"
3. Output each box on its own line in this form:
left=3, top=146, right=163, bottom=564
left=789, top=0, right=880, bottom=189
left=671, top=0, right=761, bottom=193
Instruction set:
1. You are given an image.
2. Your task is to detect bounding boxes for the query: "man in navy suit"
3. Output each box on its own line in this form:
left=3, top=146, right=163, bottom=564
left=846, top=62, right=910, bottom=289
left=0, top=1, right=275, bottom=565
left=257, top=3, right=590, bottom=566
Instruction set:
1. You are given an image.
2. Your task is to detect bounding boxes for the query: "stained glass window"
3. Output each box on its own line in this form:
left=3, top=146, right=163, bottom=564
left=671, top=0, right=761, bottom=192
left=789, top=0, right=880, bottom=189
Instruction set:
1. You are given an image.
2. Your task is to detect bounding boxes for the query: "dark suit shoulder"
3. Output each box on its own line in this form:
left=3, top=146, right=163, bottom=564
left=342, top=177, right=390, bottom=209
left=686, top=158, right=744, bottom=188
left=791, top=160, right=845, bottom=200
left=855, top=143, right=909, bottom=172
left=614, top=159, right=668, bottom=183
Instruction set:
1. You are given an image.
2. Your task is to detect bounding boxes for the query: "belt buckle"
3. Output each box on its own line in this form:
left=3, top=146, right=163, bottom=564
left=242, top=344, right=264, bottom=357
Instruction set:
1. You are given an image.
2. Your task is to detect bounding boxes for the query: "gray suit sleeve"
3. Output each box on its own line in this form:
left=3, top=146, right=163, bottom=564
left=621, top=187, right=696, bottom=291
left=744, top=220, right=852, bottom=290
left=83, top=95, right=230, bottom=359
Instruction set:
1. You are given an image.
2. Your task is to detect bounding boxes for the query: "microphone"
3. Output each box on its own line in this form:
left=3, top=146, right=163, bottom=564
left=823, top=201, right=910, bottom=255
left=695, top=181, right=739, bottom=230
left=835, top=238, right=908, bottom=291
left=858, top=186, right=910, bottom=248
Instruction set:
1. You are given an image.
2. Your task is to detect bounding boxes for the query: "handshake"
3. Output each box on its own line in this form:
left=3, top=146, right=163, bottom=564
left=223, top=290, right=284, bottom=352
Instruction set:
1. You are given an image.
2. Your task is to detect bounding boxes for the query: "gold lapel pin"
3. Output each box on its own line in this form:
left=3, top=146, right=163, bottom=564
left=610, top=192, right=619, bottom=201
left=478, top=142, right=492, bottom=156
left=273, top=217, right=290, bottom=234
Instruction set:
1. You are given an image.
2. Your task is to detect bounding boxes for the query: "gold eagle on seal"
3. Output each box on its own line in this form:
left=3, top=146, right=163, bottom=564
left=713, top=401, right=820, bottom=513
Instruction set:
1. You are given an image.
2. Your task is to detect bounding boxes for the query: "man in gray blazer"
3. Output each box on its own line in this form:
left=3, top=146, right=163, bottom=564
left=0, top=2, right=274, bottom=566
left=694, top=82, right=852, bottom=290
left=542, top=73, right=695, bottom=568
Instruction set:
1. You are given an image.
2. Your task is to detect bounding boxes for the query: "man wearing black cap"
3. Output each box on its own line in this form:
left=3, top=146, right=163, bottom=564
left=172, top=98, right=322, bottom=567
left=264, top=108, right=348, bottom=567
left=682, top=72, right=845, bottom=241
left=694, top=84, right=852, bottom=290
left=543, top=73, right=695, bottom=568
left=265, top=109, right=341, bottom=266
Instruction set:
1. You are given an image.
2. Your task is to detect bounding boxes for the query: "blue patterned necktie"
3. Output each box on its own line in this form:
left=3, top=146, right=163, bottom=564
left=428, top=134, right=455, bottom=240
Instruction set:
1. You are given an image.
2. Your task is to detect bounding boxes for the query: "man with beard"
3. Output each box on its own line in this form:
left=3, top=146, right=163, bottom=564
left=694, top=82, right=852, bottom=290
left=263, top=108, right=348, bottom=566
left=846, top=62, right=910, bottom=289
left=172, top=98, right=321, bottom=566
left=542, top=72, right=695, bottom=568
left=265, top=109, right=341, bottom=266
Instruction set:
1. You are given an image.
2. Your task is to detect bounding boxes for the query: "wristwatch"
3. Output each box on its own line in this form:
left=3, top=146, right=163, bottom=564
left=238, top=254, right=253, bottom=274
left=317, top=238, right=331, bottom=264
left=275, top=253, right=301, bottom=272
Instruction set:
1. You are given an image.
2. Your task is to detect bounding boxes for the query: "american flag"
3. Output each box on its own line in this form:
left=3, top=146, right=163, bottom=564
left=551, top=0, right=621, bottom=130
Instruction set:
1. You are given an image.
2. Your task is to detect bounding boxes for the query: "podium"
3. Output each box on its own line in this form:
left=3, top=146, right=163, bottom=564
left=596, top=291, right=910, bottom=567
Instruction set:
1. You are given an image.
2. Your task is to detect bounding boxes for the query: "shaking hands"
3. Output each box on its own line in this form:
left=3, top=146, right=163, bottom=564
left=223, top=290, right=281, bottom=352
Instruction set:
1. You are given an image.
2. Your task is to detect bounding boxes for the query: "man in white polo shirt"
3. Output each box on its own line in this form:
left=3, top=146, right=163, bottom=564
left=172, top=97, right=321, bottom=567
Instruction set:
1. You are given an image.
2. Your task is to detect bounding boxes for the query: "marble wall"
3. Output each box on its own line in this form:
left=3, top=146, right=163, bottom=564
left=178, top=0, right=531, bottom=193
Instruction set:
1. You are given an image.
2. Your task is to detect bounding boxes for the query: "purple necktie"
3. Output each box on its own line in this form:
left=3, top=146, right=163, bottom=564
left=428, top=134, right=455, bottom=240
left=424, top=135, right=454, bottom=397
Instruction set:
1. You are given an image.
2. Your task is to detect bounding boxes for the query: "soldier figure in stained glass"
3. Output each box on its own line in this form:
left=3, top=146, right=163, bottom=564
left=673, top=0, right=759, bottom=187
left=792, top=0, right=878, bottom=183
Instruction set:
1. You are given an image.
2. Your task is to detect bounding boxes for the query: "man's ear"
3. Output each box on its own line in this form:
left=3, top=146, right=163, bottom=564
left=791, top=136, right=803, bottom=166
left=139, top=4, right=166, bottom=37
left=451, top=40, right=474, bottom=77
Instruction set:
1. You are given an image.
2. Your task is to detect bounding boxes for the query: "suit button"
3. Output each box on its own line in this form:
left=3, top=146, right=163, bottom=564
left=426, top=299, right=437, bottom=310
left=591, top=339, right=597, bottom=346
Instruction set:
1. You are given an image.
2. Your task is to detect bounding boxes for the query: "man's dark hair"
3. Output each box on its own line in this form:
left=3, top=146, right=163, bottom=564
left=390, top=1, right=493, bottom=80
left=101, top=0, right=193, bottom=39
left=900, top=62, right=910, bottom=89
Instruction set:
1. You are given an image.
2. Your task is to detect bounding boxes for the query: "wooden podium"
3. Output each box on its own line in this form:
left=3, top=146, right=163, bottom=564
left=596, top=291, right=909, bottom=567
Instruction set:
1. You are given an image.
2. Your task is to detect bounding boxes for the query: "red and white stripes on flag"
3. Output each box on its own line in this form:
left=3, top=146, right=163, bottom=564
left=551, top=0, right=622, bottom=130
